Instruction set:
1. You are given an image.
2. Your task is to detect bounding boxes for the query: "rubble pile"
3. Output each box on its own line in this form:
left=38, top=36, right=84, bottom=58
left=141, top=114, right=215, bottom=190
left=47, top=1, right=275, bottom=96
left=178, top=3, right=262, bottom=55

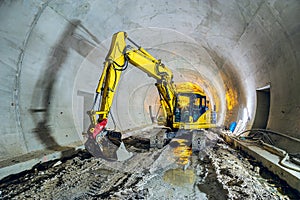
left=0, top=130, right=295, bottom=199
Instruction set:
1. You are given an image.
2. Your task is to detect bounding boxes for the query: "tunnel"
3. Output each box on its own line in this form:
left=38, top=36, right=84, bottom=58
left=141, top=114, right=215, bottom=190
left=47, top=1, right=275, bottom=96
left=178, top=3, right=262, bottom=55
left=0, top=0, right=299, bottom=199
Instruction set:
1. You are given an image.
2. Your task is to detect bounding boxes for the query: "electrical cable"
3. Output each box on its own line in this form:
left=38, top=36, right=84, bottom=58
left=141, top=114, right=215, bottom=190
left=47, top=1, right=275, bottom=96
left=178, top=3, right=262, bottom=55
left=236, top=128, right=300, bottom=143
left=260, top=140, right=300, bottom=172
left=234, top=129, right=300, bottom=172
left=279, top=153, right=300, bottom=172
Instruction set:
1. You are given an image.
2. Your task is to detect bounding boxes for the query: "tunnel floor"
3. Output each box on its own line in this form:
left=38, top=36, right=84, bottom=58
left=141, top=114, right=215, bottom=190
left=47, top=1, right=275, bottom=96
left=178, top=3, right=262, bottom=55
left=0, top=130, right=298, bottom=199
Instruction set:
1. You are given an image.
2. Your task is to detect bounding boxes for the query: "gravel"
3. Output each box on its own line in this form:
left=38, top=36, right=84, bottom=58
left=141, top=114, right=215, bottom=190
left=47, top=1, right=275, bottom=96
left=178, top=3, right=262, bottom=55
left=0, top=129, right=297, bottom=199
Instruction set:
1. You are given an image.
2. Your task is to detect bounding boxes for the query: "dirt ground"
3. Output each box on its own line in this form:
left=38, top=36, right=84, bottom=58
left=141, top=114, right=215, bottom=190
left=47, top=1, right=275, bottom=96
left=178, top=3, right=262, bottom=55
left=0, top=130, right=298, bottom=199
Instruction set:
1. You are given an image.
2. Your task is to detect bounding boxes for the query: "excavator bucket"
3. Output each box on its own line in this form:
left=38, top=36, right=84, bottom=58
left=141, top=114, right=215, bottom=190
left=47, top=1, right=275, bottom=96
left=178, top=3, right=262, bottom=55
left=84, top=128, right=133, bottom=161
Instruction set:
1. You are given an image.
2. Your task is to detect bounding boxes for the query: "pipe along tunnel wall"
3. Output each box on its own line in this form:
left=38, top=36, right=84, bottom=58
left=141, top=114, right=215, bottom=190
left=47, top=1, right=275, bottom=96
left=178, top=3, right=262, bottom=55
left=0, top=1, right=299, bottom=167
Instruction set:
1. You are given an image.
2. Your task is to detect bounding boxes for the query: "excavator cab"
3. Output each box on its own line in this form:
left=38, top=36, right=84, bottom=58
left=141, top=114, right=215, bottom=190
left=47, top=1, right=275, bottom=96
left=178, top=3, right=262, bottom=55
left=175, top=93, right=208, bottom=123
left=172, top=83, right=214, bottom=130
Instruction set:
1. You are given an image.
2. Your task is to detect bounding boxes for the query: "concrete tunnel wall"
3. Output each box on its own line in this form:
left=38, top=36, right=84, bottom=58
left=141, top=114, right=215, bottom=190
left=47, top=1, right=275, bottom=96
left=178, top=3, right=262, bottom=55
left=0, top=0, right=299, bottom=162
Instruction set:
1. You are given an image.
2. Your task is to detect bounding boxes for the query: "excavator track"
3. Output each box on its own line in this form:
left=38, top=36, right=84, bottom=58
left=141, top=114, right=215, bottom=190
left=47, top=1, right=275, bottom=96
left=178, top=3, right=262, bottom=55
left=84, top=126, right=208, bottom=164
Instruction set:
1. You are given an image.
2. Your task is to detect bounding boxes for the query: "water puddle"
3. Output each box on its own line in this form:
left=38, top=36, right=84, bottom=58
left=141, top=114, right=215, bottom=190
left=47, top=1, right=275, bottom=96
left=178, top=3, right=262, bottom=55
left=163, top=168, right=195, bottom=187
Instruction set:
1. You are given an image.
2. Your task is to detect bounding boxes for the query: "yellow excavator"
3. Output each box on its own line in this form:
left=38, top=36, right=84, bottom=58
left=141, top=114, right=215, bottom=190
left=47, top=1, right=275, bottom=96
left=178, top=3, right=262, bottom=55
left=84, top=32, right=216, bottom=161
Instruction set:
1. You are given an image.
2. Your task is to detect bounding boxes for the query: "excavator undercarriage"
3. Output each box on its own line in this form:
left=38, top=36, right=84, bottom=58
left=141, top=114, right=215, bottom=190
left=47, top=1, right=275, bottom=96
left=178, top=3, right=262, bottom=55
left=84, top=124, right=207, bottom=164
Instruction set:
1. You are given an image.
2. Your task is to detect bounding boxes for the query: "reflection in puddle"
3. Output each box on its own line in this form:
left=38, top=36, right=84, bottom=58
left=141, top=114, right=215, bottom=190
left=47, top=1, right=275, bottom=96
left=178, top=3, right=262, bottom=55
left=163, top=138, right=195, bottom=187
left=172, top=139, right=192, bottom=166
left=163, top=168, right=195, bottom=187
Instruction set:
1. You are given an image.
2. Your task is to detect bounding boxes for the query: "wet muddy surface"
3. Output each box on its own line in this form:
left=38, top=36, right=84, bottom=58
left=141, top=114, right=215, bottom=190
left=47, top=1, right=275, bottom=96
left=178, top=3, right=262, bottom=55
left=0, top=130, right=299, bottom=199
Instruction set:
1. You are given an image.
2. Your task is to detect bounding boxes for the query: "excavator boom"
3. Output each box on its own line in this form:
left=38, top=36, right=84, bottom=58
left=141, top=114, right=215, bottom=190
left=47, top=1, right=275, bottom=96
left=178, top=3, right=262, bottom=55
left=91, top=32, right=176, bottom=132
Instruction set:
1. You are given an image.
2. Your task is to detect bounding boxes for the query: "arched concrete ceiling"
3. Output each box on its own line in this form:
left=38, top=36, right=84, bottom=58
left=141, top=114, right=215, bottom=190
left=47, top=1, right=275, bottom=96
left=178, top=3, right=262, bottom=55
left=0, top=0, right=299, bottom=161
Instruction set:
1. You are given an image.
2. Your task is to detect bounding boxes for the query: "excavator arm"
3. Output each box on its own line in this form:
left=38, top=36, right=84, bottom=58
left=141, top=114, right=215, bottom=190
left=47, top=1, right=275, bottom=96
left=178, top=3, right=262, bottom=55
left=85, top=32, right=177, bottom=160
left=89, top=32, right=176, bottom=137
